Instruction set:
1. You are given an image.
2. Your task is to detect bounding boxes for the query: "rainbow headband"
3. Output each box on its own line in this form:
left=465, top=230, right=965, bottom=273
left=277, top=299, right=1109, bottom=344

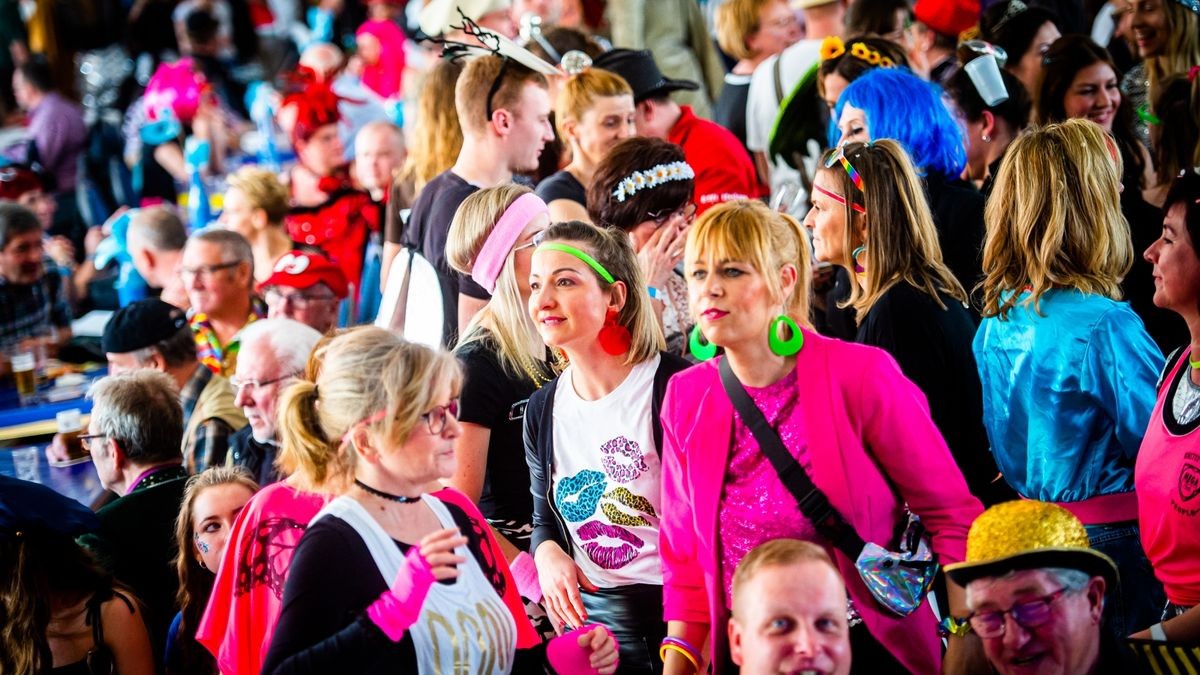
left=471, top=193, right=548, bottom=294
left=612, top=161, right=695, bottom=203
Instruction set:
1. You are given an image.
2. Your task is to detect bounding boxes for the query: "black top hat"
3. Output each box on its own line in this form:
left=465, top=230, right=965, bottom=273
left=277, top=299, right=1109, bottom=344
left=593, top=49, right=699, bottom=103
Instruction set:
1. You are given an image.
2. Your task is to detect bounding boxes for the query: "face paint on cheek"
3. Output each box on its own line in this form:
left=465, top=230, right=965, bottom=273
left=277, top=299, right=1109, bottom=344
left=194, top=533, right=210, bottom=554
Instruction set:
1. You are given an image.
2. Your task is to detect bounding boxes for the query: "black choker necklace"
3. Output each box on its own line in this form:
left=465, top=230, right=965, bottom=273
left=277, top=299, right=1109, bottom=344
left=355, top=479, right=422, bottom=503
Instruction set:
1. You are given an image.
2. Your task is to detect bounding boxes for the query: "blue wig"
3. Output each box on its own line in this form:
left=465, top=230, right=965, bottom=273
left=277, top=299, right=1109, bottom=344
left=831, top=68, right=967, bottom=180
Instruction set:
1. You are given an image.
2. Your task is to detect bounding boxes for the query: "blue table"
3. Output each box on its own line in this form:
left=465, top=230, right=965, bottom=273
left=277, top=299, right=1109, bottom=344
left=0, top=445, right=111, bottom=508
left=0, top=368, right=106, bottom=441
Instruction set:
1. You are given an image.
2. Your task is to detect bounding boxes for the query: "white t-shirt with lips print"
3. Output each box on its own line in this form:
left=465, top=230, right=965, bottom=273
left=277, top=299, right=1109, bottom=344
left=550, top=355, right=664, bottom=587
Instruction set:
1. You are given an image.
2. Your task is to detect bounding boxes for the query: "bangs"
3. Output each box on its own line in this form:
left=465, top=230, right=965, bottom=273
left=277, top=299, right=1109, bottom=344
left=686, top=204, right=772, bottom=276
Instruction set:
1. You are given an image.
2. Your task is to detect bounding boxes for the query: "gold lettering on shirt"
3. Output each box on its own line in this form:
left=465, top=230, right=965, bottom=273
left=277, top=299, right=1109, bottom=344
left=424, top=600, right=515, bottom=674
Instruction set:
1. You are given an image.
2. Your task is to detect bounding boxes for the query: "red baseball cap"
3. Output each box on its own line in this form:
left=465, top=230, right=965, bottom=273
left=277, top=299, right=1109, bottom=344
left=915, top=0, right=981, bottom=38
left=258, top=251, right=349, bottom=299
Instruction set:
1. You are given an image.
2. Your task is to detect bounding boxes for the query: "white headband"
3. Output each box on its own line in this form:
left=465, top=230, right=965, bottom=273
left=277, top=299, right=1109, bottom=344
left=612, top=161, right=696, bottom=203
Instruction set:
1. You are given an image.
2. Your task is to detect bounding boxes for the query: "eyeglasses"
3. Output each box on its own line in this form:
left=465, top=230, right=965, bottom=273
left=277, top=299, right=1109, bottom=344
left=264, top=287, right=337, bottom=309
left=421, top=399, right=460, bottom=435
left=967, top=588, right=1072, bottom=639
left=230, top=371, right=300, bottom=392
left=178, top=261, right=242, bottom=282
left=648, top=203, right=697, bottom=227
left=78, top=433, right=108, bottom=453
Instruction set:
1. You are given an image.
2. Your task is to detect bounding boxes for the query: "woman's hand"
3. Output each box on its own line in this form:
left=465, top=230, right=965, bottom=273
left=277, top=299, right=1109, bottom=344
left=417, top=528, right=468, bottom=582
left=535, top=541, right=597, bottom=632
left=637, top=223, right=685, bottom=289
left=46, top=236, right=76, bottom=269
left=579, top=625, right=619, bottom=675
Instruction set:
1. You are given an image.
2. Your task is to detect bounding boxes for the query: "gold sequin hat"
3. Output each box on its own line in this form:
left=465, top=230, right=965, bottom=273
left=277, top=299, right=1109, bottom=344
left=945, top=501, right=1119, bottom=587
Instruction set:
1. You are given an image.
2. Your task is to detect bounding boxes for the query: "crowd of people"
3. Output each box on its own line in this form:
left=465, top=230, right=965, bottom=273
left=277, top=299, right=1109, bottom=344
left=1, top=0, right=1199, bottom=672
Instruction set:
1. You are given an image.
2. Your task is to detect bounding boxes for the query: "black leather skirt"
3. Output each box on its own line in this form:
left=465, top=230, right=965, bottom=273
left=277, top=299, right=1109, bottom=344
left=580, top=583, right=667, bottom=675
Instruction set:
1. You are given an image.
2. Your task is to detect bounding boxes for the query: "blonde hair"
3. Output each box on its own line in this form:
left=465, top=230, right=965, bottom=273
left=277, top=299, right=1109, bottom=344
left=399, top=58, right=465, bottom=192
left=225, top=166, right=290, bottom=226
left=980, top=119, right=1132, bottom=319
left=455, top=55, right=549, bottom=137
left=276, top=327, right=463, bottom=493
left=715, top=0, right=775, bottom=61
left=731, top=539, right=841, bottom=616
left=537, top=220, right=665, bottom=365
left=685, top=199, right=813, bottom=326
left=818, top=140, right=967, bottom=320
left=172, top=466, right=259, bottom=670
left=448, top=185, right=549, bottom=381
left=555, top=68, right=633, bottom=138
left=1146, top=1, right=1200, bottom=112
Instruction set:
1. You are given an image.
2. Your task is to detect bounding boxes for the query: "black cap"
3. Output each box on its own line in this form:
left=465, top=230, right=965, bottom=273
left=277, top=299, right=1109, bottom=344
left=102, top=298, right=190, bottom=355
left=0, top=475, right=100, bottom=538
left=593, top=49, right=699, bottom=103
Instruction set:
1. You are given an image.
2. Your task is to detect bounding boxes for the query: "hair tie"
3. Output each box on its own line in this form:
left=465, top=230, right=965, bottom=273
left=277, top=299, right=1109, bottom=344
left=611, top=162, right=695, bottom=203
left=471, top=193, right=548, bottom=294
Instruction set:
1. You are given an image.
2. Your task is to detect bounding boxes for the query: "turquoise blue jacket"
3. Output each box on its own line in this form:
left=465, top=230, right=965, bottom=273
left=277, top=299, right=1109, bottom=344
left=974, top=289, right=1164, bottom=502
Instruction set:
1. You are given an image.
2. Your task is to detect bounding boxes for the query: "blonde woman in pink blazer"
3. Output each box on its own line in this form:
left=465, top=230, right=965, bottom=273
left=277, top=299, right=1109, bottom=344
left=658, top=200, right=984, bottom=674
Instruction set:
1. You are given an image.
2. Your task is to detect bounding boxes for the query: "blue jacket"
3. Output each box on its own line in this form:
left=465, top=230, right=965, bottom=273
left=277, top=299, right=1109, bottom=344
left=974, top=289, right=1163, bottom=502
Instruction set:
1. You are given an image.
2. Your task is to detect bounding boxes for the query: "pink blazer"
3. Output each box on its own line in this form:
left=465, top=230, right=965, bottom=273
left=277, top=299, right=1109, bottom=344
left=659, top=330, right=982, bottom=673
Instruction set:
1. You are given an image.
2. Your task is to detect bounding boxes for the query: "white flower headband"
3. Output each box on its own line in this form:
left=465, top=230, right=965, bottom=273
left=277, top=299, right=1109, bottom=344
left=612, top=161, right=696, bottom=203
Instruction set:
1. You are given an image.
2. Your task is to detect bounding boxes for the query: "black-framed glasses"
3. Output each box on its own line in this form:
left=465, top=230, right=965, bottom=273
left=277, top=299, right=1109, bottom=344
left=78, top=433, right=108, bottom=453
left=967, top=588, right=1072, bottom=639
left=263, top=287, right=337, bottom=309
left=421, top=399, right=460, bottom=435
left=178, top=261, right=242, bottom=281
left=229, top=371, right=301, bottom=392
left=648, top=203, right=697, bottom=227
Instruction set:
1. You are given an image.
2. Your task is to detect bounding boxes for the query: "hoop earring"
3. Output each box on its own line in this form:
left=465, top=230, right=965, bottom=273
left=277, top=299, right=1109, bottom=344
left=768, top=315, right=804, bottom=357
left=598, top=308, right=632, bottom=356
left=851, top=245, right=867, bottom=274
left=689, top=325, right=717, bottom=361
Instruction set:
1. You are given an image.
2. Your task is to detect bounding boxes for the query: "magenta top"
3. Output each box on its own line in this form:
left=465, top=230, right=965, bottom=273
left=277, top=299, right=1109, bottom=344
left=718, top=366, right=816, bottom=606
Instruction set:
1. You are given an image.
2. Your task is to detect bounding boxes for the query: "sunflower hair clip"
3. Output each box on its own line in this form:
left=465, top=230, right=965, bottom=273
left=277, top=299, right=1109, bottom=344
left=820, top=36, right=846, bottom=61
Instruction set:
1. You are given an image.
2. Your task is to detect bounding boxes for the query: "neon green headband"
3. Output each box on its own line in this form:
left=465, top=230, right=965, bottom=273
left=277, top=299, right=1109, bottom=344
left=537, top=242, right=616, bottom=284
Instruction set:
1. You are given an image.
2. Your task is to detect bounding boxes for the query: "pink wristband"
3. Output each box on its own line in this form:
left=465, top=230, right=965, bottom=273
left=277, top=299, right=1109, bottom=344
left=510, top=551, right=542, bottom=603
left=548, top=624, right=618, bottom=675
left=366, top=546, right=437, bottom=642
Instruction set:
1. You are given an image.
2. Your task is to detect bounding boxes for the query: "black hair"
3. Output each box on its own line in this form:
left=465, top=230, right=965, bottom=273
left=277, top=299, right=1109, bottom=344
left=1164, top=168, right=1200, bottom=255
left=846, top=0, right=910, bottom=37
left=0, top=201, right=41, bottom=250
left=185, top=8, right=220, bottom=45
left=944, top=66, right=1032, bottom=130
left=980, top=1, right=1058, bottom=64
left=15, top=57, right=53, bottom=94
left=587, top=137, right=693, bottom=230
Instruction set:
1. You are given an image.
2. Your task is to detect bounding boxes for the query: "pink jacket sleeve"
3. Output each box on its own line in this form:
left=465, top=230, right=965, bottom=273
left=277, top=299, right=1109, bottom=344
left=854, top=348, right=981, bottom=564
left=659, top=379, right=712, bottom=624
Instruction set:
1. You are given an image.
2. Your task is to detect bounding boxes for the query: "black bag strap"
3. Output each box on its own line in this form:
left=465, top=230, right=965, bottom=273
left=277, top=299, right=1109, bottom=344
left=717, top=358, right=866, bottom=560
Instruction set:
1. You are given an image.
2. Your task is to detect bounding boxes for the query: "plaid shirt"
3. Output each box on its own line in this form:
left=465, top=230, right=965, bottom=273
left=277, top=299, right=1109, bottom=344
left=179, top=366, right=237, bottom=473
left=188, top=297, right=266, bottom=376
left=0, top=257, right=71, bottom=350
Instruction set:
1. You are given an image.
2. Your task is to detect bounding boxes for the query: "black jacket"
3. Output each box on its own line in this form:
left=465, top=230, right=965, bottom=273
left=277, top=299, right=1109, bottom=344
left=524, top=353, right=691, bottom=557
left=227, top=424, right=283, bottom=486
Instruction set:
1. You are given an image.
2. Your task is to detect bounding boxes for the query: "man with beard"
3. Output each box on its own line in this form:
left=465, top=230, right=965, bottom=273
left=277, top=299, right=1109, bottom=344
left=0, top=202, right=71, bottom=372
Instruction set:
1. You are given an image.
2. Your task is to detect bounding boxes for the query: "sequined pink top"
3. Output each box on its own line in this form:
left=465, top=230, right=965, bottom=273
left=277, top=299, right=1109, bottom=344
left=718, top=367, right=817, bottom=605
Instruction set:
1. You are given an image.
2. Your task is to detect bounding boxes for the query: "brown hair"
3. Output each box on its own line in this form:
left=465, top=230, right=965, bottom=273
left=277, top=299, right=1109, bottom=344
left=399, top=57, right=465, bottom=192
left=980, top=119, right=1132, bottom=319
left=587, top=137, right=694, bottom=230
left=817, top=35, right=909, bottom=102
left=686, top=199, right=813, bottom=326
left=537, top=220, right=666, bottom=364
left=1150, top=74, right=1200, bottom=187
left=1145, top=0, right=1200, bottom=114
left=555, top=68, right=633, bottom=138
left=456, top=54, right=550, bottom=136
left=172, top=467, right=259, bottom=675
left=276, top=327, right=462, bottom=493
left=731, top=539, right=841, bottom=616
left=818, top=140, right=967, bottom=320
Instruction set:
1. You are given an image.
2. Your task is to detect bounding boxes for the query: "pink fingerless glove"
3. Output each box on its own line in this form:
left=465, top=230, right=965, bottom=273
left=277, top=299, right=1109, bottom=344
left=366, top=545, right=438, bottom=642
left=547, top=625, right=618, bottom=675
left=510, top=551, right=542, bottom=603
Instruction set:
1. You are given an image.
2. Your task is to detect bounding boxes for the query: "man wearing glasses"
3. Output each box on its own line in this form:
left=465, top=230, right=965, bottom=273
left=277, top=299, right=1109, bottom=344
left=226, top=318, right=322, bottom=485
left=946, top=500, right=1145, bottom=675
left=181, top=229, right=265, bottom=376
left=259, top=251, right=348, bottom=334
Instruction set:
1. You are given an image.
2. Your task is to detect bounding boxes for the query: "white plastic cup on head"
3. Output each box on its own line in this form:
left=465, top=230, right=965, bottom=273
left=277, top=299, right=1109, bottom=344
left=964, top=54, right=1010, bottom=107
left=13, top=446, right=39, bottom=482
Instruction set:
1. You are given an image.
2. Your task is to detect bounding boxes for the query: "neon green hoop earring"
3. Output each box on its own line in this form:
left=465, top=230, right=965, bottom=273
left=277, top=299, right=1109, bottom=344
left=768, top=315, right=804, bottom=356
left=689, top=325, right=717, bottom=361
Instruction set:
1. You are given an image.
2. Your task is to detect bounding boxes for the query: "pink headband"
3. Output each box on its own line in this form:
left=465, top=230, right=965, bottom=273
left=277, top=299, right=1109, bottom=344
left=471, top=193, right=548, bottom=294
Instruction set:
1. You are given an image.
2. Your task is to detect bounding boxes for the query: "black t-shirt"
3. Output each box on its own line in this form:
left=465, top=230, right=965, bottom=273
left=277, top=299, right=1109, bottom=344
left=402, top=170, right=488, bottom=346
left=534, top=170, right=586, bottom=208
left=713, top=76, right=751, bottom=152
left=456, top=335, right=542, bottom=532
left=856, top=282, right=1015, bottom=506
left=262, top=501, right=543, bottom=674
left=925, top=174, right=985, bottom=305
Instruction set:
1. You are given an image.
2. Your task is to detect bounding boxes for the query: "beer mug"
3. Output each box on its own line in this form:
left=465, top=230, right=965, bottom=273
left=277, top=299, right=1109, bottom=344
left=12, top=351, right=36, bottom=404
left=57, top=409, right=87, bottom=460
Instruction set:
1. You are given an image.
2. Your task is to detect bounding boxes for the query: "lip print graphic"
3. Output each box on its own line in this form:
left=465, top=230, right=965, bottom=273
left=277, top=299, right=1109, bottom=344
left=600, top=487, right=658, bottom=527
left=555, top=470, right=607, bottom=522
left=1180, top=462, right=1200, bottom=502
left=600, top=436, right=648, bottom=483
left=578, top=519, right=644, bottom=570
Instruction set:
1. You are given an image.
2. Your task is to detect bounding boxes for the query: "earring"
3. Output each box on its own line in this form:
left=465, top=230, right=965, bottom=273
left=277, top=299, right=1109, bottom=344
left=981, top=133, right=991, bottom=143
left=598, top=308, right=632, bottom=355
left=689, top=325, right=717, bottom=361
left=851, top=245, right=867, bottom=274
left=768, top=315, right=804, bottom=357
